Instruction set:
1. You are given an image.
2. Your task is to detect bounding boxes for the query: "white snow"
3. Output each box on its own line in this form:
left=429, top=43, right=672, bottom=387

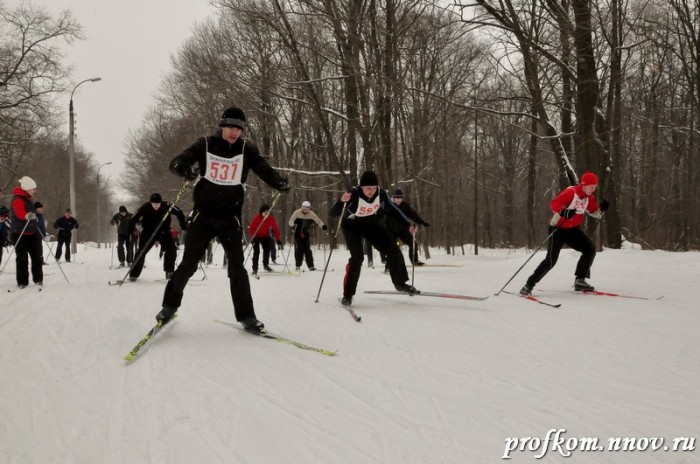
left=0, top=243, right=698, bottom=464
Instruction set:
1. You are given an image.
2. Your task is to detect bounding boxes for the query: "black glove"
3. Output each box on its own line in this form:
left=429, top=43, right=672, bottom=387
left=180, top=222, right=188, bottom=231
left=423, top=222, right=430, bottom=227
left=560, top=208, right=576, bottom=219
left=599, top=199, right=609, bottom=212
left=321, top=224, right=328, bottom=231
left=277, top=240, right=283, bottom=250
left=170, top=158, right=199, bottom=180
left=277, top=178, right=291, bottom=193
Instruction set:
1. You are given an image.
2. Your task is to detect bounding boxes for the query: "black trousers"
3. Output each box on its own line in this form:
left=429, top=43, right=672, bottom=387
left=342, top=220, right=409, bottom=298
left=12, top=233, right=43, bottom=286
left=294, top=235, right=314, bottom=268
left=382, top=228, right=419, bottom=264
left=130, top=229, right=177, bottom=278
left=162, top=214, right=256, bottom=321
left=116, top=233, right=133, bottom=264
left=526, top=226, right=596, bottom=287
left=251, top=237, right=272, bottom=271
left=55, top=233, right=71, bottom=261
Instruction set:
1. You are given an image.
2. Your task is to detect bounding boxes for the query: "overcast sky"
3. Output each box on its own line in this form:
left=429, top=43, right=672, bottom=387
left=8, top=0, right=216, bottom=200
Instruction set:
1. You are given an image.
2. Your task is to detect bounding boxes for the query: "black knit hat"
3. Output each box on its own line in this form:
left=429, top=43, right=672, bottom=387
left=392, top=188, right=404, bottom=198
left=359, top=170, right=379, bottom=186
left=150, top=193, right=162, bottom=203
left=259, top=204, right=270, bottom=214
left=220, top=107, right=247, bottom=130
left=34, top=201, right=44, bottom=208
left=119, top=205, right=127, bottom=212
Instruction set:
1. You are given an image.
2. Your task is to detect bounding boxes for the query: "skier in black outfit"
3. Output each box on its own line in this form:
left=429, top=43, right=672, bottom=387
left=329, top=170, right=419, bottom=306
left=110, top=205, right=134, bottom=267
left=383, top=188, right=430, bottom=266
left=53, top=209, right=79, bottom=262
left=156, top=106, right=291, bottom=332
left=127, top=193, right=187, bottom=281
left=0, top=206, right=9, bottom=265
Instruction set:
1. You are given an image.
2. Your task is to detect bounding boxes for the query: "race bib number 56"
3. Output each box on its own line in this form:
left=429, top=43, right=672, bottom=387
left=204, top=152, right=243, bottom=186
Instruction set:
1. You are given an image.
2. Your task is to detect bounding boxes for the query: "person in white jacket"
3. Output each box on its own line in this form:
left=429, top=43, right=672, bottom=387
left=288, top=201, right=327, bottom=271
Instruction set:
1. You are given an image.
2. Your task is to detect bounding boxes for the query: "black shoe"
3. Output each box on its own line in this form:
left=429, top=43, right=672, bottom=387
left=66, top=260, right=71, bottom=263
left=341, top=296, right=352, bottom=306
left=17, top=284, right=27, bottom=289
left=263, top=265, right=273, bottom=272
left=129, top=276, right=137, bottom=282
left=165, top=272, right=173, bottom=280
left=308, top=267, right=316, bottom=271
left=119, top=262, right=125, bottom=268
left=36, top=282, right=43, bottom=287
left=520, top=284, right=533, bottom=296
left=367, top=262, right=374, bottom=269
left=395, top=283, right=420, bottom=295
left=574, top=278, right=595, bottom=291
left=240, top=317, right=265, bottom=333
left=156, top=307, right=177, bottom=325
left=414, top=261, right=425, bottom=266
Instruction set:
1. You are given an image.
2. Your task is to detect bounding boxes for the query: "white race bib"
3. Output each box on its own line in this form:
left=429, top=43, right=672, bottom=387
left=355, top=196, right=380, bottom=217
left=204, top=152, right=243, bottom=186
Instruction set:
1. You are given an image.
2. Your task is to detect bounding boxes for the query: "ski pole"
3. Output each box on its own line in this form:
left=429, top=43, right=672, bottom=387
left=115, top=180, right=190, bottom=286
left=411, top=228, right=417, bottom=287
left=282, top=223, right=296, bottom=273
left=315, top=202, right=346, bottom=303
left=494, top=227, right=557, bottom=296
left=243, top=191, right=282, bottom=266
left=37, top=228, right=70, bottom=284
left=0, top=217, right=32, bottom=273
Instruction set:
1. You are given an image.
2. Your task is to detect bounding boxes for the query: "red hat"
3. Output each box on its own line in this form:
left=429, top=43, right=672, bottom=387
left=580, top=171, right=598, bottom=186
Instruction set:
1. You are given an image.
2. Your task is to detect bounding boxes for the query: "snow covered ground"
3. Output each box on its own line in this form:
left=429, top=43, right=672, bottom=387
left=0, top=242, right=698, bottom=464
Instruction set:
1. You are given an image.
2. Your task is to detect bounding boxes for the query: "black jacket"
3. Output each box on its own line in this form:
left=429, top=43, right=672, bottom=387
left=128, top=202, right=187, bottom=236
left=54, top=216, right=79, bottom=237
left=170, top=132, right=287, bottom=218
left=384, top=201, right=428, bottom=234
left=111, top=212, right=133, bottom=235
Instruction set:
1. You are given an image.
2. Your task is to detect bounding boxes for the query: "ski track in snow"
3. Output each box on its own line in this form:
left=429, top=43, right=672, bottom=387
left=0, top=244, right=698, bottom=463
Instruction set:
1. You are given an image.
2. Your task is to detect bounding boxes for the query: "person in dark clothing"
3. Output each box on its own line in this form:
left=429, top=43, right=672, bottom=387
left=53, top=209, right=79, bottom=262
left=383, top=188, right=430, bottom=266
left=9, top=176, right=43, bottom=288
left=0, top=205, right=9, bottom=265
left=329, top=170, right=419, bottom=306
left=156, top=106, right=291, bottom=332
left=288, top=200, right=327, bottom=271
left=248, top=204, right=281, bottom=275
left=110, top=205, right=134, bottom=267
left=520, top=171, right=609, bottom=295
left=128, top=193, right=188, bottom=281
left=34, top=202, right=51, bottom=265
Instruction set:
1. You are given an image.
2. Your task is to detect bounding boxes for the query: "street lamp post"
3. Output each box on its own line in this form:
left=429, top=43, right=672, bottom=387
left=69, top=77, right=102, bottom=254
left=96, top=162, right=112, bottom=248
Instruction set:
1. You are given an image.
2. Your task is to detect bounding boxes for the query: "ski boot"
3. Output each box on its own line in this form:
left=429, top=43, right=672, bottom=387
left=263, top=265, right=273, bottom=272
left=240, top=317, right=265, bottom=333
left=574, top=278, right=595, bottom=292
left=156, top=306, right=177, bottom=325
left=520, top=283, right=533, bottom=296
left=395, top=283, right=420, bottom=295
left=341, top=295, right=352, bottom=307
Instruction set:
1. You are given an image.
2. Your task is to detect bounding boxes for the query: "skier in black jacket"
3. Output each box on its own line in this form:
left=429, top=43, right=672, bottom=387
left=53, top=209, right=79, bottom=262
left=383, top=188, right=430, bottom=266
left=329, top=170, right=419, bottom=307
left=155, top=106, right=291, bottom=332
left=127, top=193, right=188, bottom=281
left=110, top=205, right=134, bottom=266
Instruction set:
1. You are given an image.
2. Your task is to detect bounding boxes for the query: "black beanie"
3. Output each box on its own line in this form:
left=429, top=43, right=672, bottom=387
left=392, top=188, right=404, bottom=198
left=150, top=193, right=162, bottom=203
left=119, top=205, right=127, bottom=212
left=259, top=204, right=270, bottom=214
left=34, top=201, right=44, bottom=208
left=359, top=170, right=379, bottom=186
left=220, top=107, right=247, bottom=130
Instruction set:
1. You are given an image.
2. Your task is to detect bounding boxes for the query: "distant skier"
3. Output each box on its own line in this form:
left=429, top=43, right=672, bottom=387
left=248, top=204, right=281, bottom=276
left=329, top=170, right=419, bottom=307
left=53, top=208, right=79, bottom=262
left=127, top=193, right=188, bottom=281
left=520, top=171, right=609, bottom=295
left=0, top=206, right=9, bottom=265
left=383, top=188, right=430, bottom=267
left=288, top=200, right=327, bottom=271
left=110, top=205, right=134, bottom=267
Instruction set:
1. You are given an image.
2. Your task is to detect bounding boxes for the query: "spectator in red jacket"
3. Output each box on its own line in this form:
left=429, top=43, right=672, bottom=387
left=520, top=171, right=609, bottom=295
left=248, top=204, right=281, bottom=275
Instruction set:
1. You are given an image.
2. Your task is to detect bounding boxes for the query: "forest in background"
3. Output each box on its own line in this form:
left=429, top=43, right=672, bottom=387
left=2, top=0, right=698, bottom=252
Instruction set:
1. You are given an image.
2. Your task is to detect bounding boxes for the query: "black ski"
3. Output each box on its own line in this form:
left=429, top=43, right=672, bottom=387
left=364, top=290, right=488, bottom=301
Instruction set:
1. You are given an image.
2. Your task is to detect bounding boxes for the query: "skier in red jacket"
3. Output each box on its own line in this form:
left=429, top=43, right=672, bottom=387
left=520, top=171, right=609, bottom=295
left=248, top=204, right=281, bottom=276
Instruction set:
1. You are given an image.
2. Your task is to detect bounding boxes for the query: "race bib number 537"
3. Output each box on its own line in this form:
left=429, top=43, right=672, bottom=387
left=204, top=152, right=243, bottom=186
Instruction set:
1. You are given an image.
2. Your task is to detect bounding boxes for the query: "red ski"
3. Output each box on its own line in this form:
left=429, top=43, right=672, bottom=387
left=502, top=290, right=561, bottom=308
